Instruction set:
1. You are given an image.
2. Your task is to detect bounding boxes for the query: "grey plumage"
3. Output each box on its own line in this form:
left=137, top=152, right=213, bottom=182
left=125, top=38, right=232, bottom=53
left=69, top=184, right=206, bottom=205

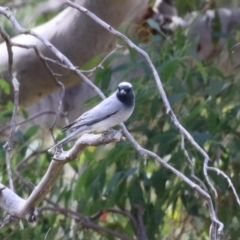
left=48, top=82, right=135, bottom=151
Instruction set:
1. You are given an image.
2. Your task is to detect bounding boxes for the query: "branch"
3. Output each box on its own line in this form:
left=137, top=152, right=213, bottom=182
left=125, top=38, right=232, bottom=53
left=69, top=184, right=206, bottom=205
left=134, top=204, right=149, bottom=240
left=40, top=205, right=134, bottom=240
left=0, top=25, right=17, bottom=192
left=181, top=134, right=208, bottom=192
left=32, top=47, right=65, bottom=139
left=0, top=111, right=67, bottom=134
left=0, top=131, right=122, bottom=222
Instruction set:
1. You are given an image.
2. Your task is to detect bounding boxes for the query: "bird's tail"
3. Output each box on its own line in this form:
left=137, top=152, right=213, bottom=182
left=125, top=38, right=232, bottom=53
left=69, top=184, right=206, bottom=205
left=48, top=126, right=89, bottom=152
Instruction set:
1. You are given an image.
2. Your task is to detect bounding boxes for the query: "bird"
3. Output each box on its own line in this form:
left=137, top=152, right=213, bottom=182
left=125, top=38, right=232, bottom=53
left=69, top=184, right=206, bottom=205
left=48, top=82, right=135, bottom=151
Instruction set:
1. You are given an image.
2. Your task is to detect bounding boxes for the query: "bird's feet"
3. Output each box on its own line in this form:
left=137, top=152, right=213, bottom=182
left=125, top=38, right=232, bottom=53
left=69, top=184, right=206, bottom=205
left=102, top=128, right=118, bottom=136
left=52, top=144, right=63, bottom=159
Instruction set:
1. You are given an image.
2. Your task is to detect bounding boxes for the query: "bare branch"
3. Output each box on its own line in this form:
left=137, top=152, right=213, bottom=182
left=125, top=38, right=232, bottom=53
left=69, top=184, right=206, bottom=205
left=181, top=134, right=208, bottom=192
left=40, top=205, right=134, bottom=240
left=0, top=25, right=17, bottom=192
left=0, top=111, right=67, bottom=134
left=32, top=47, right=65, bottom=139
left=134, top=204, right=149, bottom=240
left=0, top=131, right=122, bottom=223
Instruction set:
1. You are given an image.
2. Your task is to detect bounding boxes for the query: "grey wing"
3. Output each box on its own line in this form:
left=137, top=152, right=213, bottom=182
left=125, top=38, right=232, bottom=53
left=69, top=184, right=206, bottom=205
left=62, top=93, right=122, bottom=131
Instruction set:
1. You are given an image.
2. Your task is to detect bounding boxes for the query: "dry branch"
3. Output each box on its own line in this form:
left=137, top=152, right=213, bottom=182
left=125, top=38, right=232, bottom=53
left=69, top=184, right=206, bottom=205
left=0, top=131, right=122, bottom=222
left=40, top=204, right=134, bottom=240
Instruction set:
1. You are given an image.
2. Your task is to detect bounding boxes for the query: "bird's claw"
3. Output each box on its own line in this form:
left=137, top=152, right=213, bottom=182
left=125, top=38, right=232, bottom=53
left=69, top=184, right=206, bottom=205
left=103, top=128, right=116, bottom=135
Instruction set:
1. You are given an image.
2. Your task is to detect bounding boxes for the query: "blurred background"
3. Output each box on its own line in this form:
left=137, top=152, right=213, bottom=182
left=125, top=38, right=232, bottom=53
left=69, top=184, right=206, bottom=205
left=1, top=0, right=240, bottom=239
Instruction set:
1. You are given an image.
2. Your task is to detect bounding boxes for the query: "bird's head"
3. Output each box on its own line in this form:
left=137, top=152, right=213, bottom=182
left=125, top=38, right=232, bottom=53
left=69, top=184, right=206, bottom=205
left=117, top=82, right=134, bottom=107
left=117, top=82, right=133, bottom=96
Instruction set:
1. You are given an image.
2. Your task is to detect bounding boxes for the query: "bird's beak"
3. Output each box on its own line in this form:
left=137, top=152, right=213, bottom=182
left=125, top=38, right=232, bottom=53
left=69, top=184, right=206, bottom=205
left=120, top=89, right=126, bottom=95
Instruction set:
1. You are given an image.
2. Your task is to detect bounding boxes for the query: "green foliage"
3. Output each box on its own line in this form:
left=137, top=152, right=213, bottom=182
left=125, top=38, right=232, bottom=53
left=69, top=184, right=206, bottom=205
left=0, top=78, right=10, bottom=95
left=175, top=0, right=205, bottom=16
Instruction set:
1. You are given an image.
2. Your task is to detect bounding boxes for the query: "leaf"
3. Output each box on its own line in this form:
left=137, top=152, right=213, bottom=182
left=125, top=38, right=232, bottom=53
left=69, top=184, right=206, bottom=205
left=23, top=125, right=39, bottom=140
left=196, top=61, right=208, bottom=84
left=211, top=10, right=221, bottom=45
left=0, top=79, right=10, bottom=94
left=191, top=131, right=211, bottom=147
left=122, top=167, right=136, bottom=178
left=81, top=54, right=102, bottom=70
left=95, top=67, right=112, bottom=89
left=204, top=81, right=231, bottom=97
left=181, top=189, right=199, bottom=216
left=146, top=18, right=161, bottom=33
left=168, top=93, right=186, bottom=106
left=129, top=177, right=144, bottom=205
left=158, top=58, right=180, bottom=81
left=104, top=172, right=123, bottom=195
left=151, top=96, right=160, bottom=119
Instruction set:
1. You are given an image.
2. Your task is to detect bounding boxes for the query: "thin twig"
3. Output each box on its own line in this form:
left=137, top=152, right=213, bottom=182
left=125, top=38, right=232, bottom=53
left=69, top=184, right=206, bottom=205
left=44, top=227, right=51, bottom=240
left=33, top=47, right=65, bottom=142
left=181, top=133, right=208, bottom=192
left=81, top=44, right=123, bottom=73
left=14, top=148, right=49, bottom=190
left=0, top=25, right=16, bottom=192
left=0, top=110, right=66, bottom=133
